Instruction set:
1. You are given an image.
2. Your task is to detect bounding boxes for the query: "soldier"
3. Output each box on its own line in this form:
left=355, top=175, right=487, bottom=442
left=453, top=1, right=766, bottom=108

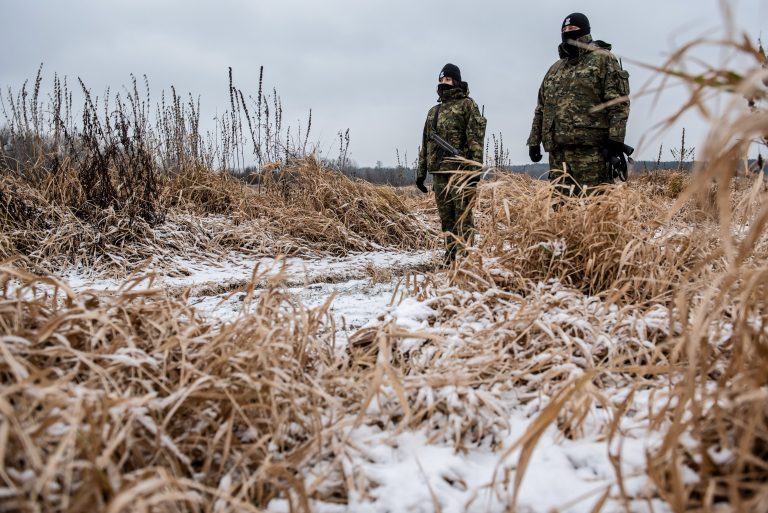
left=527, top=13, right=631, bottom=195
left=416, top=63, right=487, bottom=264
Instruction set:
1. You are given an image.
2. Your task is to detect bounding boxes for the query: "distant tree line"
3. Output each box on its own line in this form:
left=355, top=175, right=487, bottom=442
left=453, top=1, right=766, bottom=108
left=340, top=164, right=419, bottom=186
left=231, top=159, right=764, bottom=187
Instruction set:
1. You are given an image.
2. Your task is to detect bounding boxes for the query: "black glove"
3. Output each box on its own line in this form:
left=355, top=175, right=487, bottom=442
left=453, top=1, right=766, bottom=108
left=529, top=145, right=543, bottom=163
left=416, top=176, right=428, bottom=194
left=604, top=139, right=625, bottom=158
left=604, top=140, right=628, bottom=181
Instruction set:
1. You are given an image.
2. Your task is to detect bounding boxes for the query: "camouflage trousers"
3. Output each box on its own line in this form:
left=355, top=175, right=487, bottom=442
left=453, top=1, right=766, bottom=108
left=548, top=145, right=609, bottom=196
left=432, top=173, right=476, bottom=263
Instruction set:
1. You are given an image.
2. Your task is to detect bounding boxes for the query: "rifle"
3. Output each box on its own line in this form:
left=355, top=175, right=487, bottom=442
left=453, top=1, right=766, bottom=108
left=429, top=104, right=461, bottom=160
left=430, top=130, right=461, bottom=158
left=607, top=143, right=634, bottom=182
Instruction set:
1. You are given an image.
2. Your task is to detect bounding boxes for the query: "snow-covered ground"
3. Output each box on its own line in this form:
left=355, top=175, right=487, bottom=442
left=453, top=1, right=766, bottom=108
left=64, top=250, right=435, bottom=341
left=57, top=250, right=673, bottom=513
left=192, top=277, right=413, bottom=340
left=65, top=250, right=435, bottom=294
left=271, top=399, right=670, bottom=513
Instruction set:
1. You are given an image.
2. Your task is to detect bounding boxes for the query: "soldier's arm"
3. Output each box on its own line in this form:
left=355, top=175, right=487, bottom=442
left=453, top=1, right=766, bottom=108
left=603, top=56, right=630, bottom=143
left=526, top=83, right=545, bottom=146
left=417, top=113, right=430, bottom=179
left=466, top=100, right=487, bottom=164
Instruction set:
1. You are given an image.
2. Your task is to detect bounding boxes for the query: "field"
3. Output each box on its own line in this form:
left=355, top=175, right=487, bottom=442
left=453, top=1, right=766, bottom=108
left=2, top=29, right=768, bottom=513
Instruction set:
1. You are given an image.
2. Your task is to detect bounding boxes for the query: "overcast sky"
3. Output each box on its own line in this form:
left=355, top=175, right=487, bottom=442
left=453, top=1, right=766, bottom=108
left=1, top=0, right=766, bottom=166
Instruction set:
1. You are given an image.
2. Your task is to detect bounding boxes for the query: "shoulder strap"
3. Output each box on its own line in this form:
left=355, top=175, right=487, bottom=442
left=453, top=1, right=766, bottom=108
left=432, top=104, right=441, bottom=132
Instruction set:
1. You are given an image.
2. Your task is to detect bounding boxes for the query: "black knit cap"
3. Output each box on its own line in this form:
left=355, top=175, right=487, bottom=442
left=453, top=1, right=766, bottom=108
left=439, top=63, right=461, bottom=83
left=561, top=12, right=590, bottom=41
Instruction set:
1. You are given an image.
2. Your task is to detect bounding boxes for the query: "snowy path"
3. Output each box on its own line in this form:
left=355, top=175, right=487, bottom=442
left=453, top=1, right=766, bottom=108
left=64, top=250, right=435, bottom=341
left=65, top=250, right=434, bottom=293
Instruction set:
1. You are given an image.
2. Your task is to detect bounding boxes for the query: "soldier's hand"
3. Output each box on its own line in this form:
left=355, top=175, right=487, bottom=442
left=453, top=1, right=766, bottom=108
left=529, top=145, right=543, bottom=163
left=416, top=176, right=429, bottom=194
left=604, top=140, right=629, bottom=181
left=604, top=139, right=625, bottom=158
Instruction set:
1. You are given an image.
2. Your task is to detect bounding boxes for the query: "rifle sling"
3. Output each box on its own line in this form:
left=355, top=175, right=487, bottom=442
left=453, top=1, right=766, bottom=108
left=432, top=104, right=446, bottom=163
left=432, top=104, right=441, bottom=133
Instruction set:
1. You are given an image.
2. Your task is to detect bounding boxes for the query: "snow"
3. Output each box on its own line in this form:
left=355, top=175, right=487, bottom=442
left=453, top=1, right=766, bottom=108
left=64, top=250, right=434, bottom=294
left=60, top=250, right=434, bottom=342
left=270, top=404, right=671, bottom=513
left=43, top=249, right=680, bottom=512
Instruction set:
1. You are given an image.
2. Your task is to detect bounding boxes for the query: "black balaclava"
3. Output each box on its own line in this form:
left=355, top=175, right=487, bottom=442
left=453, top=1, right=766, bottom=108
left=438, top=63, right=462, bottom=94
left=561, top=12, right=590, bottom=44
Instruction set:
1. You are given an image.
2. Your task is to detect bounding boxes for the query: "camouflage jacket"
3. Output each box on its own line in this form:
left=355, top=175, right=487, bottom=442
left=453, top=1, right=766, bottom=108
left=527, top=35, right=630, bottom=151
left=418, top=87, right=487, bottom=179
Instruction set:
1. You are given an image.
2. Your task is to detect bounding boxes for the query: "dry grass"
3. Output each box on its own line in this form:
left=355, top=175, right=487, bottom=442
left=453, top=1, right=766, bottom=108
left=8, top=165, right=763, bottom=511
left=0, top=157, right=435, bottom=276
left=468, top=174, right=715, bottom=302
left=3, top=13, right=768, bottom=513
left=0, top=68, right=436, bottom=276
left=2, top=176, right=768, bottom=511
left=340, top=165, right=768, bottom=510
left=0, top=264, right=363, bottom=512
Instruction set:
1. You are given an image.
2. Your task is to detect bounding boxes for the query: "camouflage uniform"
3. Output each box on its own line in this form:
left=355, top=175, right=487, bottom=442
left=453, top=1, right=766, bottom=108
left=418, top=87, right=487, bottom=262
left=527, top=35, right=630, bottom=194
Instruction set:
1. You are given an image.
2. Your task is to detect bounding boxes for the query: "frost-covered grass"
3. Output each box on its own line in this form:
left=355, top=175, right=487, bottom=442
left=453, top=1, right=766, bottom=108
left=1, top=250, right=684, bottom=513
left=3, top=165, right=768, bottom=512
